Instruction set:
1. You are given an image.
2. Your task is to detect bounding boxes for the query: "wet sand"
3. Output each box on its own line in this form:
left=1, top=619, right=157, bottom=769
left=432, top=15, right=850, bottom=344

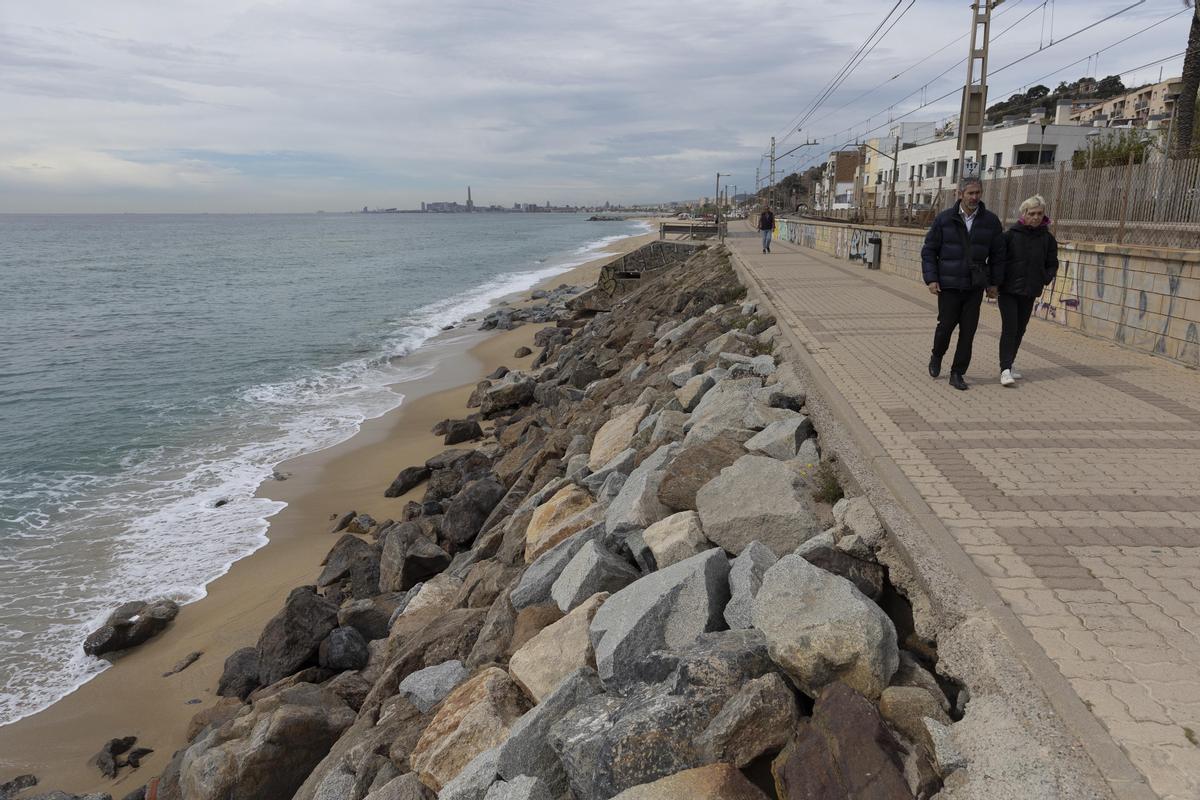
left=0, top=226, right=658, bottom=794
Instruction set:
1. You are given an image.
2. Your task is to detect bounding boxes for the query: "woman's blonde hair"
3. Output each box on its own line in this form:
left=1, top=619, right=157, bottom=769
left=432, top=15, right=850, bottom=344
left=1018, top=194, right=1047, bottom=216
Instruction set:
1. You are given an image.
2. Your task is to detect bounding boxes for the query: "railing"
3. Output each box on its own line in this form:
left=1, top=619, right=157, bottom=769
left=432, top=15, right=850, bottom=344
left=815, top=156, right=1200, bottom=250
left=659, top=221, right=727, bottom=240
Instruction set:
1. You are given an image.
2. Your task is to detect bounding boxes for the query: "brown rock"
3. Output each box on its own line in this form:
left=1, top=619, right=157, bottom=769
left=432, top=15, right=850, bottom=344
left=588, top=404, right=649, bottom=470
left=879, top=685, right=951, bottom=756
left=510, top=604, right=564, bottom=654
left=453, top=559, right=519, bottom=609
left=611, top=764, right=769, bottom=800
left=656, top=430, right=750, bottom=512
left=509, top=592, right=606, bottom=703
left=697, top=672, right=798, bottom=767
left=772, top=682, right=912, bottom=800
left=186, top=696, right=246, bottom=742
left=409, top=666, right=531, bottom=792
left=523, top=486, right=598, bottom=563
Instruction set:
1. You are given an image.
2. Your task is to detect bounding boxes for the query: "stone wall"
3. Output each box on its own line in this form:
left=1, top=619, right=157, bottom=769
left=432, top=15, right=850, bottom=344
left=570, top=241, right=701, bottom=312
left=777, top=217, right=1200, bottom=368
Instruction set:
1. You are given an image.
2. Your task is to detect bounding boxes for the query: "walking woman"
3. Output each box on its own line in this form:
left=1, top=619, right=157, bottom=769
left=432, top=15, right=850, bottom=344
left=998, top=194, right=1058, bottom=386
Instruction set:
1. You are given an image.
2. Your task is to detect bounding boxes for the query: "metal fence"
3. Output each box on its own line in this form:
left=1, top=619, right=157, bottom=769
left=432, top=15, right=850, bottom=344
left=815, top=156, right=1200, bottom=250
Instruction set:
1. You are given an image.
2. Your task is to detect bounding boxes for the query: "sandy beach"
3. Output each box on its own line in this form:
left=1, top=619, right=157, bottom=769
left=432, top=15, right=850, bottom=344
left=0, top=225, right=659, bottom=795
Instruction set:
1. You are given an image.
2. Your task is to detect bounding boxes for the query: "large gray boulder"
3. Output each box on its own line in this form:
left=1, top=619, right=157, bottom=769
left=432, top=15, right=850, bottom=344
left=481, top=376, right=537, bottom=419
left=483, top=776, right=551, bottom=800
left=509, top=524, right=604, bottom=611
left=641, top=511, right=709, bottom=569
left=316, top=535, right=381, bottom=599
left=695, top=455, right=821, bottom=557
left=674, top=374, right=715, bottom=413
left=256, top=587, right=339, bottom=686
left=655, top=429, right=750, bottom=513
left=82, top=599, right=180, bottom=657
left=496, top=668, right=604, bottom=795
left=437, top=746, right=500, bottom=800
left=752, top=555, right=898, bottom=700
left=318, top=626, right=369, bottom=671
left=683, top=379, right=796, bottom=445
left=398, top=660, right=470, bottom=713
left=550, top=541, right=640, bottom=613
left=380, top=527, right=452, bottom=593
left=743, top=416, right=814, bottom=460
left=723, top=541, right=777, bottom=629
left=604, top=443, right=680, bottom=535
left=581, top=448, right=636, bottom=496
left=696, top=672, right=797, bottom=767
left=588, top=548, right=730, bottom=687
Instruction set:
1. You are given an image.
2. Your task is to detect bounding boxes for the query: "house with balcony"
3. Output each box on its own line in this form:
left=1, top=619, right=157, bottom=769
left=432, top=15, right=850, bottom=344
left=1067, top=77, right=1183, bottom=128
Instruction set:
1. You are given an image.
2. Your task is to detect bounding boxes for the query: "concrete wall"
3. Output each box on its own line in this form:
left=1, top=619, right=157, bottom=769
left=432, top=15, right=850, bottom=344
left=776, top=216, right=1200, bottom=368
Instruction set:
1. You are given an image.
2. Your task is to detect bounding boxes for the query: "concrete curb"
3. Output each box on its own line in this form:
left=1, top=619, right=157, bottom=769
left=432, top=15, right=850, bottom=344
left=726, top=233, right=1155, bottom=800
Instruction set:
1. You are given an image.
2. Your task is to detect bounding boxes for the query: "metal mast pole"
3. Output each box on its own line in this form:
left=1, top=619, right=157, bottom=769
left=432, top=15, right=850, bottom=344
left=769, top=137, right=777, bottom=207
left=957, top=1, right=1000, bottom=181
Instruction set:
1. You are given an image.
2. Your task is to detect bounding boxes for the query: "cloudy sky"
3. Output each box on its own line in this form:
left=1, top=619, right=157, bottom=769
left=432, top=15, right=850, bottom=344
left=1, top=0, right=1189, bottom=212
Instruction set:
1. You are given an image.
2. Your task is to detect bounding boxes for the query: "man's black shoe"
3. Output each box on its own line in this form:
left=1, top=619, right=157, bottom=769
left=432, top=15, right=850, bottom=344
left=928, top=356, right=941, bottom=378
left=949, top=373, right=969, bottom=391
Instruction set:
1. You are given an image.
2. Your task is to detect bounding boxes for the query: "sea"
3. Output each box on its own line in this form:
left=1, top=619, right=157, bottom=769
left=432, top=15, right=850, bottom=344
left=0, top=211, right=649, bottom=726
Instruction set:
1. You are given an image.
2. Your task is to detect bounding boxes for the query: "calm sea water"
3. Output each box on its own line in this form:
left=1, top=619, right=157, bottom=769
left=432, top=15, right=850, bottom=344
left=0, top=212, right=648, bottom=724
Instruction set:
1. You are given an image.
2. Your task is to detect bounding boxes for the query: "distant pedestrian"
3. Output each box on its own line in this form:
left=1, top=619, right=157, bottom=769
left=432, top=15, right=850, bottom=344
left=997, top=194, right=1058, bottom=386
left=921, top=177, right=1005, bottom=390
left=757, top=204, right=775, bottom=253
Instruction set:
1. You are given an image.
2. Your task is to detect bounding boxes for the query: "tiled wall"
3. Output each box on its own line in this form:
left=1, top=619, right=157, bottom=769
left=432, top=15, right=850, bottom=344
left=777, top=217, right=1200, bottom=368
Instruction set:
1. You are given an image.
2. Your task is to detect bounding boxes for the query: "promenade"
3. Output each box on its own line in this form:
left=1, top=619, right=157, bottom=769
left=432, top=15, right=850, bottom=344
left=727, top=225, right=1200, bottom=800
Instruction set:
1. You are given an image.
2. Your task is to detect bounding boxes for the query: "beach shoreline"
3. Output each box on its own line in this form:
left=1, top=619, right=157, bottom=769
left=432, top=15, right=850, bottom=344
left=0, top=225, right=660, bottom=794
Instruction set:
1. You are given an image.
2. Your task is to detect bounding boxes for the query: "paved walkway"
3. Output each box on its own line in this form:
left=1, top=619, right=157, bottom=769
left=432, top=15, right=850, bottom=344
left=727, top=227, right=1200, bottom=800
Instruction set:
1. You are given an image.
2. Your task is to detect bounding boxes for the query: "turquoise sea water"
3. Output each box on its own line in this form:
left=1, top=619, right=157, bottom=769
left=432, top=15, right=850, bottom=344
left=0, top=212, right=648, bottom=724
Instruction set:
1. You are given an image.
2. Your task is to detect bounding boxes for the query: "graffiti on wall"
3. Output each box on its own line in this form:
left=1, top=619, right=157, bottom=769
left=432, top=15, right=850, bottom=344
left=849, top=229, right=882, bottom=264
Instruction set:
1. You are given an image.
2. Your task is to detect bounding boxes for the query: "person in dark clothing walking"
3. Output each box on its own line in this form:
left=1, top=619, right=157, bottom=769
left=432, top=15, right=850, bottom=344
left=921, top=178, right=1006, bottom=390
left=997, top=194, right=1058, bottom=386
left=757, top=204, right=775, bottom=253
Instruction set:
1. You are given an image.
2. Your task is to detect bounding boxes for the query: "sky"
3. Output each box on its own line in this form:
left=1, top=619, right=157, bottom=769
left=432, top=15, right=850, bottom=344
left=0, top=0, right=1190, bottom=212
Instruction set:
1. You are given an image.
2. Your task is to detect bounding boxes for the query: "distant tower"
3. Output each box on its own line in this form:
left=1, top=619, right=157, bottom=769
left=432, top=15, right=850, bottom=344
left=466, top=186, right=474, bottom=212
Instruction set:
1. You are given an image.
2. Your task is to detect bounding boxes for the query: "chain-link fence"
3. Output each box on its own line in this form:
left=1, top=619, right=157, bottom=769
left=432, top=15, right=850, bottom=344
left=815, top=156, right=1200, bottom=250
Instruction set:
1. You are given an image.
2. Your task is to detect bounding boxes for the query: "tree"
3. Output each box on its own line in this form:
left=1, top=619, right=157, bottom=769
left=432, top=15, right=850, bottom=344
left=1028, top=85, right=1050, bottom=99
left=1175, top=1, right=1200, bottom=157
left=1096, top=75, right=1126, bottom=96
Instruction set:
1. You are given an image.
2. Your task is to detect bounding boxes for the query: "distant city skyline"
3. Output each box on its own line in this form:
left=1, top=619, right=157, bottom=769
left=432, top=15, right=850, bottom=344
left=1, top=0, right=1189, bottom=213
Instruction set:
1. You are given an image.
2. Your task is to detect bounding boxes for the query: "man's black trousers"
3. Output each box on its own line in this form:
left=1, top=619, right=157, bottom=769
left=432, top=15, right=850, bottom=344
left=931, top=287, right=984, bottom=376
left=997, top=293, right=1036, bottom=370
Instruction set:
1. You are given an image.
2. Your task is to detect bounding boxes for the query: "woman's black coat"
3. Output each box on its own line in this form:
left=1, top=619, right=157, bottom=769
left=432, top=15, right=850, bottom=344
left=1001, top=222, right=1059, bottom=297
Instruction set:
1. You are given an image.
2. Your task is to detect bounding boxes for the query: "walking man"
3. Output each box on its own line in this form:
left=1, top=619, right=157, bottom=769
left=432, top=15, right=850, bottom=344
left=921, top=177, right=1005, bottom=390
left=757, top=203, right=775, bottom=253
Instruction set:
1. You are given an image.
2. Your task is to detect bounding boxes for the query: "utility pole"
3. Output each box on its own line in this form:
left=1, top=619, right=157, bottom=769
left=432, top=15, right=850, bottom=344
left=889, top=135, right=900, bottom=226
left=957, top=0, right=1002, bottom=182
left=769, top=137, right=777, bottom=208
left=715, top=172, right=730, bottom=242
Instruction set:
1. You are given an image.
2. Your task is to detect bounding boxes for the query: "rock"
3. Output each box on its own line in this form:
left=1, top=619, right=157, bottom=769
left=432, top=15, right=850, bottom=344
left=604, top=442, right=679, bottom=535
left=696, top=673, right=797, bottom=767
left=338, top=597, right=393, bottom=641
left=796, top=437, right=820, bottom=466
left=564, top=452, right=590, bottom=482
left=381, top=531, right=452, bottom=593
left=489, top=366, right=512, bottom=379
left=256, top=586, right=339, bottom=686
left=316, top=534, right=380, bottom=599
left=0, top=774, right=37, bottom=800
left=331, top=510, right=357, bottom=533
left=386, top=467, right=431, bottom=498
left=654, top=317, right=701, bottom=349
left=216, top=646, right=260, bottom=699
left=347, top=513, right=377, bottom=534
left=587, top=405, right=649, bottom=471
left=588, top=548, right=730, bottom=686
left=400, top=573, right=463, bottom=620
left=364, top=773, right=435, bottom=800
left=674, top=373, right=715, bottom=413
left=702, top=330, right=754, bottom=356
left=748, top=355, right=776, bottom=377
left=695, top=455, right=820, bottom=557
left=611, top=764, right=768, bottom=800
left=437, top=747, right=500, bottom=800
left=510, top=593, right=607, bottom=703
left=523, top=486, right=599, bottom=563
left=580, top=448, right=636, bottom=495
left=723, top=541, right=777, bottom=629
left=771, top=681, right=912, bottom=799
left=648, top=410, right=688, bottom=449
left=481, top=376, right=537, bottom=419
left=443, top=478, right=507, bottom=549
left=511, top=604, right=564, bottom=653
left=655, top=430, right=749, bottom=513
left=126, top=747, right=152, bottom=768
left=496, top=668, right=603, bottom=794
left=163, top=650, right=203, bottom=677
left=483, top=776, right=551, bottom=800
left=410, top=667, right=531, bottom=792
left=596, top=472, right=625, bottom=503
left=684, top=378, right=796, bottom=445
left=923, top=717, right=966, bottom=775
left=753, top=555, right=898, bottom=700
left=83, top=599, right=180, bottom=657
left=880, top=685, right=951, bottom=755
left=179, top=683, right=355, bottom=800
left=510, top=523, right=604, bottom=611
left=514, top=346, right=532, bottom=358
left=399, top=660, right=470, bottom=713
left=445, top=419, right=485, bottom=445
left=551, top=542, right=639, bottom=613
left=94, top=736, right=137, bottom=778
left=641, top=511, right=709, bottom=569
left=892, top=651, right=951, bottom=713
left=743, top=416, right=814, bottom=460
left=319, top=626, right=370, bottom=671
left=122, top=789, right=146, bottom=800
left=834, top=496, right=887, bottom=552
left=797, top=540, right=886, bottom=599
left=468, top=381, right=493, bottom=409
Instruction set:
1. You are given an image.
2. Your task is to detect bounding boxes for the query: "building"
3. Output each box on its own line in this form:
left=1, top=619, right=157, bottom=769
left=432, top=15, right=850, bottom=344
left=816, top=149, right=863, bottom=210
left=858, top=122, right=939, bottom=210
left=1067, top=77, right=1183, bottom=128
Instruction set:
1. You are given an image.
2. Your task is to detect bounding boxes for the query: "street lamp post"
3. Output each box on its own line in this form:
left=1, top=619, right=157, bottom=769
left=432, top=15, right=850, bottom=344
left=715, top=172, right=730, bottom=242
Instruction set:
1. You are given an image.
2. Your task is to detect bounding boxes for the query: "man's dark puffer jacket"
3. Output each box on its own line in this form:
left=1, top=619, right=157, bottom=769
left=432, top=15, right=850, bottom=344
left=921, top=201, right=1006, bottom=290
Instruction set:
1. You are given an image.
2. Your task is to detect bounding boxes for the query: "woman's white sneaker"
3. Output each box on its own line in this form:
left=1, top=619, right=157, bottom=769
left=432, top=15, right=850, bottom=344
left=1000, top=369, right=1016, bottom=387
left=1010, top=368, right=1022, bottom=380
